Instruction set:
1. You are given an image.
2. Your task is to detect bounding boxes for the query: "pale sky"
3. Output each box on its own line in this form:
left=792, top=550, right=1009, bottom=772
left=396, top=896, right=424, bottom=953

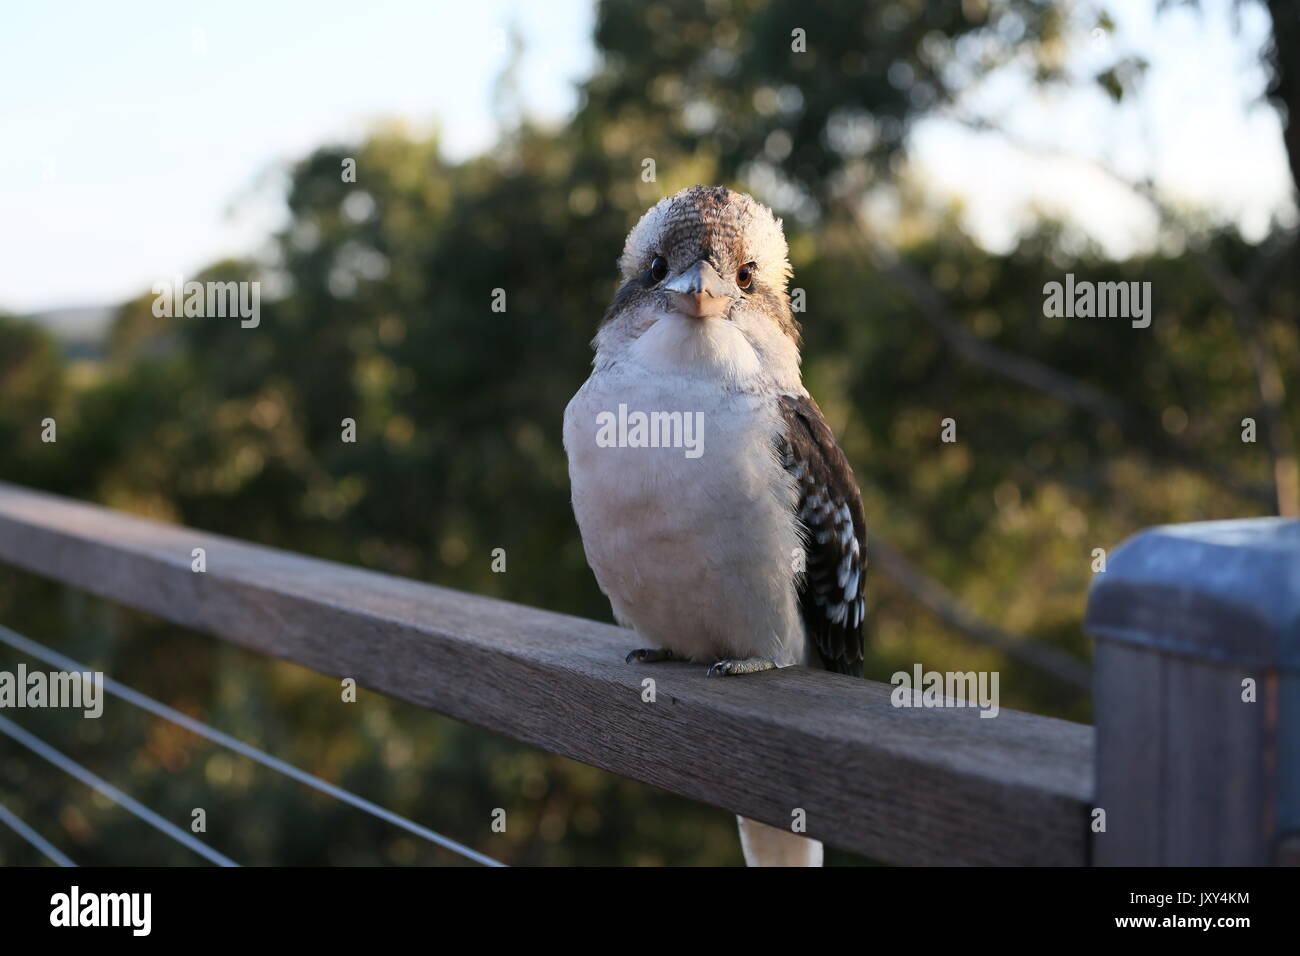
left=913, top=0, right=1296, bottom=254
left=0, top=0, right=595, bottom=313
left=0, top=0, right=1293, bottom=314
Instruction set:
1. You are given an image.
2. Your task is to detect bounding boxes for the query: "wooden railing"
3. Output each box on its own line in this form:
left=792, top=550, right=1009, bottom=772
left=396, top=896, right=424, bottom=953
left=0, top=480, right=1295, bottom=866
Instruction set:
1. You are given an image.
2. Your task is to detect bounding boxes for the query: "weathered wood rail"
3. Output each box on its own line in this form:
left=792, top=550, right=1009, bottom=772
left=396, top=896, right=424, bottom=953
left=0, top=480, right=1294, bottom=865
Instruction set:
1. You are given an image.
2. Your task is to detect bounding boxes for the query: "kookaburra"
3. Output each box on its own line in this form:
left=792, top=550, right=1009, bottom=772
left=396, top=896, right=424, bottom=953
left=563, top=185, right=867, bottom=867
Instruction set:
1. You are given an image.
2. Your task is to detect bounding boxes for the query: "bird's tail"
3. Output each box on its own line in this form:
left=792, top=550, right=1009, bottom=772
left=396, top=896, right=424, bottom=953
left=736, top=816, right=823, bottom=866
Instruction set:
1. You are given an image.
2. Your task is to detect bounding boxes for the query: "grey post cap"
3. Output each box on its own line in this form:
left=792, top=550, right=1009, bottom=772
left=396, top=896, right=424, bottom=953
left=1084, top=517, right=1300, bottom=670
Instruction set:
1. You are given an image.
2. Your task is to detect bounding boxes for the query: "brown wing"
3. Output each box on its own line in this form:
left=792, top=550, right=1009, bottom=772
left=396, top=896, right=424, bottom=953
left=776, top=393, right=867, bottom=677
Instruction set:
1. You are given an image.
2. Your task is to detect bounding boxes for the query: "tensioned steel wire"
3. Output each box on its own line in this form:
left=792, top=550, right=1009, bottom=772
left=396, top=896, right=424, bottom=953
left=0, top=623, right=504, bottom=867
left=0, top=712, right=239, bottom=866
left=0, top=799, right=77, bottom=866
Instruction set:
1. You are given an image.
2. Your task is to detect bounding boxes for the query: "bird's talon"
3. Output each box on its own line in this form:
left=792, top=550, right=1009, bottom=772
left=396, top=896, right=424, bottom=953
left=626, top=647, right=677, bottom=664
left=707, top=657, right=777, bottom=677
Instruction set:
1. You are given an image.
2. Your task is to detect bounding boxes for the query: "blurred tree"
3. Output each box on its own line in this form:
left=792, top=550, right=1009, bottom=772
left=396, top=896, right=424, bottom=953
left=0, top=315, right=68, bottom=490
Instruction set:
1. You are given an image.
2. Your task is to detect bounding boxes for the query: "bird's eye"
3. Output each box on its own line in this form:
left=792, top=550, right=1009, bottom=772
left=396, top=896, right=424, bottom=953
left=737, top=262, right=755, bottom=291
left=650, top=256, right=668, bottom=282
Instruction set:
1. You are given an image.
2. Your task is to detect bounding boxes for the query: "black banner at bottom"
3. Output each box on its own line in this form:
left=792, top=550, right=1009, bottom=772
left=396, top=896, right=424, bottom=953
left=0, top=864, right=1282, bottom=941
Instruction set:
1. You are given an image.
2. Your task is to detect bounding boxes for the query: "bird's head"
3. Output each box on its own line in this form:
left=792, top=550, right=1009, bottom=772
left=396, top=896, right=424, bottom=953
left=596, top=187, right=801, bottom=382
left=617, top=185, right=794, bottom=324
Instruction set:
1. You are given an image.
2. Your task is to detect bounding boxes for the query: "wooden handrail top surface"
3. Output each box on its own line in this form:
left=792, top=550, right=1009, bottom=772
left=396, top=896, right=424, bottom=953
left=0, top=481, right=1093, bottom=865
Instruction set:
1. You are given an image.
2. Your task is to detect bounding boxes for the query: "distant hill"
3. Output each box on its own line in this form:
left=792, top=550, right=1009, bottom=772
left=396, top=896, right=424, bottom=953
left=21, top=304, right=117, bottom=360
left=24, top=304, right=116, bottom=342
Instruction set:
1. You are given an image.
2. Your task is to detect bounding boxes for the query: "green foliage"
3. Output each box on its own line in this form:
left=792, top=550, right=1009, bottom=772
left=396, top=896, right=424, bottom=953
left=0, top=315, right=67, bottom=489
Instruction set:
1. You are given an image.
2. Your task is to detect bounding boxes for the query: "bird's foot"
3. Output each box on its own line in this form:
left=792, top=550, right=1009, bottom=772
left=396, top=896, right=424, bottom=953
left=625, top=647, right=684, bottom=664
left=706, top=657, right=778, bottom=678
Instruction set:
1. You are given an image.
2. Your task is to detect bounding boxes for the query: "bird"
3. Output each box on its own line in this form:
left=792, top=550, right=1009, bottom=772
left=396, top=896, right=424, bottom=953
left=562, top=185, right=867, bottom=867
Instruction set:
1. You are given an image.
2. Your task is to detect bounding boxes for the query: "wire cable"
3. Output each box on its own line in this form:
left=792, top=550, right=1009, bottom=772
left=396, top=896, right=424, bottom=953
left=0, top=713, right=238, bottom=866
left=0, top=799, right=76, bottom=866
left=0, top=623, right=504, bottom=867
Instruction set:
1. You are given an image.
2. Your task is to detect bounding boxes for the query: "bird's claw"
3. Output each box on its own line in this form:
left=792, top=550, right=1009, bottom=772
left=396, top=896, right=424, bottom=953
left=707, top=657, right=778, bottom=677
left=626, top=648, right=676, bottom=664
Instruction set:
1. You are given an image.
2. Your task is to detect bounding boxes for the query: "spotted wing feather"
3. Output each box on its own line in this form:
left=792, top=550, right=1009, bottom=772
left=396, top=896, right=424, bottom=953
left=777, top=394, right=867, bottom=677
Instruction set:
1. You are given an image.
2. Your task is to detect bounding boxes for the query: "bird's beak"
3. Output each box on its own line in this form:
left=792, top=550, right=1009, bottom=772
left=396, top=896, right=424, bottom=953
left=663, top=260, right=738, bottom=319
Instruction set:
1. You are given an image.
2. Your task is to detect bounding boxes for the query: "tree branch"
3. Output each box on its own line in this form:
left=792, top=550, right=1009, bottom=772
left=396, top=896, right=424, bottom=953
left=952, top=114, right=1297, bottom=515
left=870, top=535, right=1091, bottom=691
left=850, top=209, right=1274, bottom=507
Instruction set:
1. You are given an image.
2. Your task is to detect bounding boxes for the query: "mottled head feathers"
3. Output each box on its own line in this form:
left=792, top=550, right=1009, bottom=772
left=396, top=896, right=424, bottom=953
left=593, top=186, right=804, bottom=389
left=620, top=186, right=792, bottom=289
left=606, top=186, right=800, bottom=346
